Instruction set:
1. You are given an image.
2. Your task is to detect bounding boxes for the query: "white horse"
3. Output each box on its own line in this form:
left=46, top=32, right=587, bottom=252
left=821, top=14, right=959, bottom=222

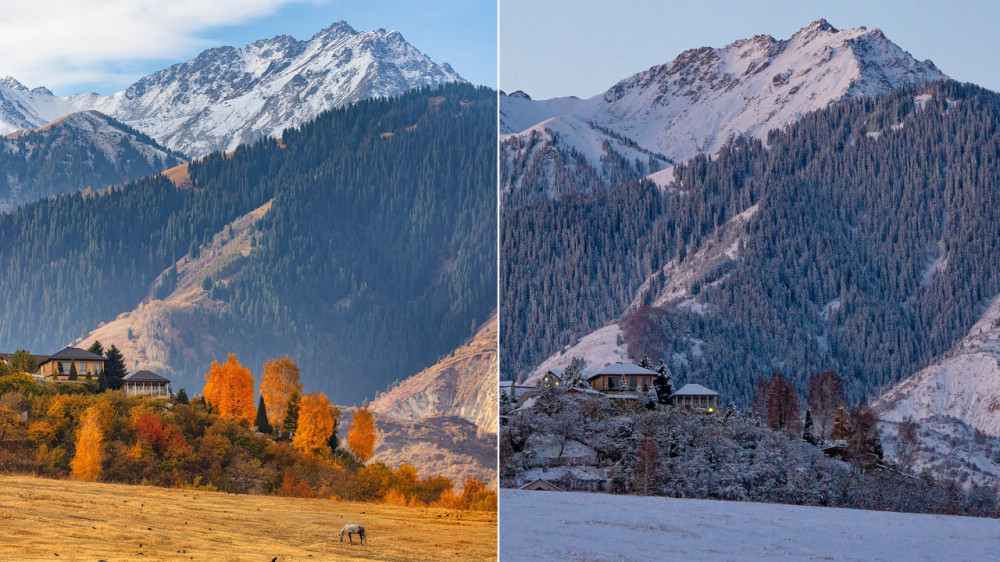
left=339, top=524, right=367, bottom=545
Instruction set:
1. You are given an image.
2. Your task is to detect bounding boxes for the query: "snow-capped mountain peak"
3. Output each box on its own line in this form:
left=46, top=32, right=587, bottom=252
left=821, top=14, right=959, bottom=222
left=500, top=19, right=945, bottom=208
left=0, top=20, right=464, bottom=157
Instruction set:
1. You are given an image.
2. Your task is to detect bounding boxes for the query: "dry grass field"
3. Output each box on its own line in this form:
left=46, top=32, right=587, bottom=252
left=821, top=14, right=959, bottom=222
left=0, top=474, right=496, bottom=561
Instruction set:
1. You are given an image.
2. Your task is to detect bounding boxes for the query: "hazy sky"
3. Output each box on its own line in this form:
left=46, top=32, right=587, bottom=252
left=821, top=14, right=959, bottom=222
left=501, top=0, right=1000, bottom=100
left=0, top=0, right=497, bottom=95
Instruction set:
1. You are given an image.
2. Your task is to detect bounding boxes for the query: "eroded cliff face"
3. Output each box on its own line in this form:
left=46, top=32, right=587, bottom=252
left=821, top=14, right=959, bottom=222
left=371, top=312, right=498, bottom=434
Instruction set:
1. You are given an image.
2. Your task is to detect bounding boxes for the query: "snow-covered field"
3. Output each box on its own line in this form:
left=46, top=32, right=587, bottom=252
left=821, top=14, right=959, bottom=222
left=500, top=489, right=1000, bottom=561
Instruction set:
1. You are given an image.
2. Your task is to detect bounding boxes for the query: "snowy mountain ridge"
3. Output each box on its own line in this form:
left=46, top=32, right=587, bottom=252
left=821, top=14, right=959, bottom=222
left=500, top=19, right=944, bottom=207
left=0, top=110, right=186, bottom=210
left=0, top=21, right=463, bottom=157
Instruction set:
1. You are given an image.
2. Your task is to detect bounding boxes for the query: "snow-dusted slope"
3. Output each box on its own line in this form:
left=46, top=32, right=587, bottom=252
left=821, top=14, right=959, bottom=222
left=501, top=19, right=944, bottom=206
left=0, top=21, right=463, bottom=157
left=873, top=292, right=1000, bottom=437
left=500, top=489, right=1000, bottom=561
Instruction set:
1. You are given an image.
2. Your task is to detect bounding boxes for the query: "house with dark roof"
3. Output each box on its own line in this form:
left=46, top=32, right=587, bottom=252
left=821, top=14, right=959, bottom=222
left=122, top=370, right=172, bottom=399
left=669, top=383, right=719, bottom=412
left=37, top=347, right=105, bottom=381
left=580, top=362, right=657, bottom=395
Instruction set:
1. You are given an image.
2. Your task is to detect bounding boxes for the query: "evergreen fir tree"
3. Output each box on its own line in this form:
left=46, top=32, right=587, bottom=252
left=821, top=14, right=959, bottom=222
left=645, top=384, right=658, bottom=410
left=68, top=362, right=78, bottom=381
left=283, top=392, right=300, bottom=435
left=653, top=359, right=674, bottom=405
left=803, top=409, right=818, bottom=445
left=723, top=402, right=737, bottom=423
left=97, top=370, right=108, bottom=392
left=254, top=395, right=272, bottom=434
left=328, top=419, right=340, bottom=453
left=86, top=340, right=104, bottom=357
left=563, top=361, right=588, bottom=390
left=103, top=345, right=128, bottom=390
left=174, top=388, right=189, bottom=404
left=639, top=356, right=652, bottom=370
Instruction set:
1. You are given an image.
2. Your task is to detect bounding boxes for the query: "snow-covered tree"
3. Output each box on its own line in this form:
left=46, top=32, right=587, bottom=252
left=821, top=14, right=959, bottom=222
left=563, top=359, right=589, bottom=390
left=803, top=409, right=818, bottom=445
left=653, top=359, right=674, bottom=405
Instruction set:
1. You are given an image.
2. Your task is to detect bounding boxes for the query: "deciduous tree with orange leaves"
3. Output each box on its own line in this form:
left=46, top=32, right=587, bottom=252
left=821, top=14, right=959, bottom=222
left=291, top=392, right=340, bottom=457
left=203, top=354, right=255, bottom=423
left=259, top=355, right=303, bottom=432
left=347, top=406, right=377, bottom=464
left=70, top=405, right=103, bottom=481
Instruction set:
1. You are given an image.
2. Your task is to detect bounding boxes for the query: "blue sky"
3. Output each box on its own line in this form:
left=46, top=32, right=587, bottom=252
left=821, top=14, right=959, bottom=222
left=0, top=0, right=496, bottom=95
left=501, top=0, right=1000, bottom=99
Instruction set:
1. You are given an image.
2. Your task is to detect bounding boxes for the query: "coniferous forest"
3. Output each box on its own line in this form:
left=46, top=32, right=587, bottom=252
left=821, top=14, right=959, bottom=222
left=502, top=81, right=1000, bottom=405
left=0, top=83, right=497, bottom=405
left=0, top=114, right=187, bottom=206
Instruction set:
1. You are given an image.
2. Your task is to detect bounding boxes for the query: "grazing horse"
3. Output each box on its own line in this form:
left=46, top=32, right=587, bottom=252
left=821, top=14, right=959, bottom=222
left=339, top=524, right=367, bottom=545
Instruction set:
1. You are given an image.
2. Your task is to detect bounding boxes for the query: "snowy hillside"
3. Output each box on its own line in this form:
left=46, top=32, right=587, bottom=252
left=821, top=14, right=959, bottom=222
left=499, top=489, right=1000, bottom=561
left=874, top=291, right=1000, bottom=437
left=0, top=21, right=463, bottom=157
left=500, top=19, right=944, bottom=207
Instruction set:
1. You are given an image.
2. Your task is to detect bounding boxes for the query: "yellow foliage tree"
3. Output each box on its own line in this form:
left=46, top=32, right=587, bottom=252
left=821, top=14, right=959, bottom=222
left=347, top=406, right=377, bottom=464
left=291, top=392, right=340, bottom=457
left=203, top=354, right=256, bottom=423
left=259, top=355, right=303, bottom=431
left=70, top=405, right=104, bottom=481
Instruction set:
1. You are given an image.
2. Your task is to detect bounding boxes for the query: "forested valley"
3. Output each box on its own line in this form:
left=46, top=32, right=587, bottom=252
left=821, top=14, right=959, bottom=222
left=0, top=83, right=497, bottom=405
left=502, top=81, right=1000, bottom=406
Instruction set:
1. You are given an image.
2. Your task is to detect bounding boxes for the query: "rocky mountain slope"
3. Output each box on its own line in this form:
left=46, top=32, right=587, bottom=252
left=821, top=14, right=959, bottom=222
left=0, top=110, right=186, bottom=210
left=75, top=200, right=273, bottom=379
left=0, top=21, right=463, bottom=158
left=873, top=293, right=1000, bottom=437
left=500, top=19, right=944, bottom=208
left=371, top=313, right=498, bottom=434
left=338, top=409, right=496, bottom=489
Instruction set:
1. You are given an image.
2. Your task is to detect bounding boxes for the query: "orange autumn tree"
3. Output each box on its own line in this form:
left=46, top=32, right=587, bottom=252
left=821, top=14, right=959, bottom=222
left=259, top=355, right=303, bottom=432
left=70, top=405, right=104, bottom=481
left=203, top=354, right=255, bottom=423
left=347, top=406, right=377, bottom=464
left=291, top=392, right=340, bottom=457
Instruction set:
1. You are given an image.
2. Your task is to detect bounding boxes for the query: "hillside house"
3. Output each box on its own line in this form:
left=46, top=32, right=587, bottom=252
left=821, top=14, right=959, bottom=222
left=545, top=363, right=658, bottom=396
left=669, top=383, right=719, bottom=412
left=37, top=347, right=106, bottom=381
left=585, top=363, right=657, bottom=395
left=122, top=370, right=172, bottom=398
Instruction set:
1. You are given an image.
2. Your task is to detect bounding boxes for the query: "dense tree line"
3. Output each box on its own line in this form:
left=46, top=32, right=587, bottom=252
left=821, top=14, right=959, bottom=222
left=501, top=388, right=999, bottom=518
left=502, top=81, right=1000, bottom=406
left=0, top=82, right=496, bottom=406
left=0, top=370, right=495, bottom=510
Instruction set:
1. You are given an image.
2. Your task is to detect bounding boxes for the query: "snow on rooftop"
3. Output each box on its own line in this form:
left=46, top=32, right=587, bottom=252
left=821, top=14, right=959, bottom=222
left=672, top=383, right=718, bottom=396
